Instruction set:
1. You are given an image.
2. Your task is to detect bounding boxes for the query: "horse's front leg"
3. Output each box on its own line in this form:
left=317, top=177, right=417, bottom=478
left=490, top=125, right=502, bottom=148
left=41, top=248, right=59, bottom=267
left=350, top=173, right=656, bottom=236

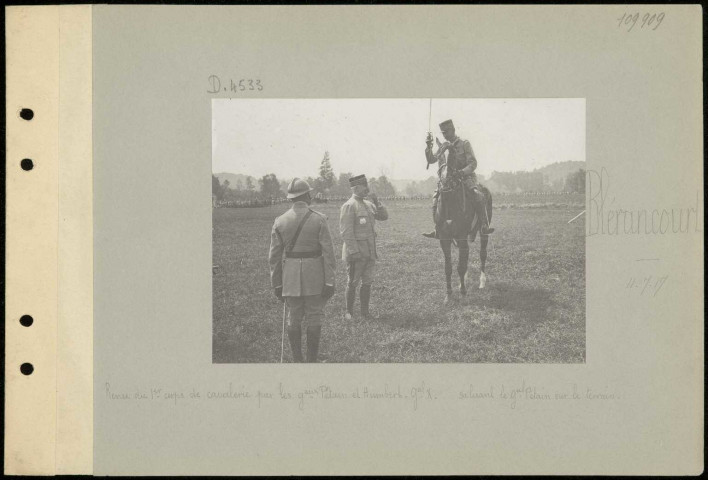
left=457, top=238, right=469, bottom=296
left=440, top=239, right=453, bottom=303
left=479, top=234, right=488, bottom=289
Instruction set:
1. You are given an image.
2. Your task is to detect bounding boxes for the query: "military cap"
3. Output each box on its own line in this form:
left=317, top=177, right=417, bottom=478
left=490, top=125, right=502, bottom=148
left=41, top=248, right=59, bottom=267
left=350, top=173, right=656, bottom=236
left=439, top=119, right=455, bottom=130
left=348, top=174, right=368, bottom=187
left=286, top=177, right=313, bottom=199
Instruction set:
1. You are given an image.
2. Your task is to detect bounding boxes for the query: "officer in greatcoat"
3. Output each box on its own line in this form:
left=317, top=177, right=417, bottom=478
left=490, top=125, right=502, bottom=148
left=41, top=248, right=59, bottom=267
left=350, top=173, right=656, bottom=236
left=423, top=119, right=494, bottom=238
left=269, top=178, right=336, bottom=362
left=339, top=174, right=389, bottom=320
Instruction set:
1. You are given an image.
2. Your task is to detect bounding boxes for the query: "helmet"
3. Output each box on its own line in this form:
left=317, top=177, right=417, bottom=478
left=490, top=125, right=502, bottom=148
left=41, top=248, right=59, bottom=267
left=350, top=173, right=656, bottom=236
left=286, top=178, right=313, bottom=199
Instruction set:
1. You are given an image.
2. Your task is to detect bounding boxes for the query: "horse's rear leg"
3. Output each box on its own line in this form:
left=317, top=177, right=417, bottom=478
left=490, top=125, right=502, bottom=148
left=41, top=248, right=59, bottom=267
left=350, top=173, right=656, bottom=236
left=479, top=235, right=488, bottom=289
left=441, top=239, right=453, bottom=303
left=458, top=239, right=469, bottom=296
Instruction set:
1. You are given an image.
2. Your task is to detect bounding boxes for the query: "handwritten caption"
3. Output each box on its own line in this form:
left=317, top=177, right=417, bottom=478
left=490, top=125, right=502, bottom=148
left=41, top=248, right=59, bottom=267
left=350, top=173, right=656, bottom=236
left=207, top=75, right=263, bottom=94
left=459, top=381, right=620, bottom=409
left=617, top=12, right=665, bottom=32
left=106, top=380, right=619, bottom=411
left=106, top=381, right=436, bottom=411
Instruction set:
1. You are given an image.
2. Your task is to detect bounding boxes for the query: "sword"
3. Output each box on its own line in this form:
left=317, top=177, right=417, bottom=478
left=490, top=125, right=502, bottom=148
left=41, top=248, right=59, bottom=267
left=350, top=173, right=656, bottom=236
left=280, top=302, right=287, bottom=363
left=567, top=210, right=586, bottom=224
left=426, top=98, right=432, bottom=170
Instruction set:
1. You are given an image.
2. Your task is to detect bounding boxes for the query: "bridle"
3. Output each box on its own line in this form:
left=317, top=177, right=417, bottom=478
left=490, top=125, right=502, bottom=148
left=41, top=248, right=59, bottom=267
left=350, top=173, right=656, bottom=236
left=438, top=163, right=463, bottom=194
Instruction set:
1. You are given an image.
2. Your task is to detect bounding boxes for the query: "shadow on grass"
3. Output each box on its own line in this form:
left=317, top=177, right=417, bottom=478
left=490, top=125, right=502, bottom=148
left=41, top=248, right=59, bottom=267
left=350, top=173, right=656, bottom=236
left=378, top=310, right=446, bottom=330
left=366, top=282, right=553, bottom=332
left=482, top=281, right=553, bottom=324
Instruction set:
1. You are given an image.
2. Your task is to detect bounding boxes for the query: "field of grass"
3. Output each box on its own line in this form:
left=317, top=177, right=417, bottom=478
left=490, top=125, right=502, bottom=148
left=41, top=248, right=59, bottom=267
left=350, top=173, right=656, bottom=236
left=213, top=197, right=585, bottom=363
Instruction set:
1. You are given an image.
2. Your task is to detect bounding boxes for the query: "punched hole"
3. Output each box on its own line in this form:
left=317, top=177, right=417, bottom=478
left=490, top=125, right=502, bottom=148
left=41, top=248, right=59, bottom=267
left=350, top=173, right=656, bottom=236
left=20, top=315, right=34, bottom=327
left=20, top=159, right=34, bottom=171
left=20, top=363, right=34, bottom=376
left=19, top=108, right=34, bottom=120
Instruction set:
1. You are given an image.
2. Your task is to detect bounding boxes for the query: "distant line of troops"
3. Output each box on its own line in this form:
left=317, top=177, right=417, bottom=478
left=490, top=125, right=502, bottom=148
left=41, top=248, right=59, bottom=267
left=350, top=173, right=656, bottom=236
left=268, top=119, right=493, bottom=362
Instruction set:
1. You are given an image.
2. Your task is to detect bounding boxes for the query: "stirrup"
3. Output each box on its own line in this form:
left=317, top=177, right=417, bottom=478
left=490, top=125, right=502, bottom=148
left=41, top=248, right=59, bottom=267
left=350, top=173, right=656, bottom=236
left=481, top=227, right=495, bottom=236
left=422, top=230, right=438, bottom=239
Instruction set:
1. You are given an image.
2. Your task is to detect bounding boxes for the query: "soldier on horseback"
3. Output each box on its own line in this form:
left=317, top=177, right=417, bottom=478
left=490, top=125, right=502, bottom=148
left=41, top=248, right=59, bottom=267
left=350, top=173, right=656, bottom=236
left=422, top=119, right=494, bottom=239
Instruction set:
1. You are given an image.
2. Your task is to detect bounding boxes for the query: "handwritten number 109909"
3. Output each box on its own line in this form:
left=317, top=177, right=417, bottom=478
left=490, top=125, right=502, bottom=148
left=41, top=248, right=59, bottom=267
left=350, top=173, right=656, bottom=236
left=617, top=12, right=665, bottom=32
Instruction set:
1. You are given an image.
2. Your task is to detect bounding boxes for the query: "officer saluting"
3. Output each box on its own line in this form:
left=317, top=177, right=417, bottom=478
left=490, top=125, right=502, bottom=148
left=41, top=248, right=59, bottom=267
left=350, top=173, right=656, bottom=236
left=423, top=119, right=494, bottom=239
left=269, top=178, right=336, bottom=363
left=339, top=174, right=388, bottom=320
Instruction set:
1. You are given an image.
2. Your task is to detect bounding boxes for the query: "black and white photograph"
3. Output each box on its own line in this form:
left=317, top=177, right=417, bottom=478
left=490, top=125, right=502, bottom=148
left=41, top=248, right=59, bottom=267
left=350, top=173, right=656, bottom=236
left=212, top=98, right=586, bottom=363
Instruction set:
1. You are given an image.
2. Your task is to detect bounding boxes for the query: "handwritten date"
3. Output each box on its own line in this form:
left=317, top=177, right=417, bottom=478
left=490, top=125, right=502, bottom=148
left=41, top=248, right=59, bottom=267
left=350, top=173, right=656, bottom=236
left=626, top=275, right=668, bottom=296
left=617, top=12, right=665, bottom=32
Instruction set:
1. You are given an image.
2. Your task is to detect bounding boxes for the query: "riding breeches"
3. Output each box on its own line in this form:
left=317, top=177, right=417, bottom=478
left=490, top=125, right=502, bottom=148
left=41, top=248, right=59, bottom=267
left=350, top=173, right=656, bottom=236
left=286, top=295, right=326, bottom=328
left=347, top=258, right=376, bottom=287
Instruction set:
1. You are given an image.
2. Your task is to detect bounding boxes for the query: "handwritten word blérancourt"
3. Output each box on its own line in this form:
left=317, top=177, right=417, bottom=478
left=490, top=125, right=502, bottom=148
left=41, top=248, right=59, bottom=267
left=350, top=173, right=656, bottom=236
left=587, top=168, right=702, bottom=236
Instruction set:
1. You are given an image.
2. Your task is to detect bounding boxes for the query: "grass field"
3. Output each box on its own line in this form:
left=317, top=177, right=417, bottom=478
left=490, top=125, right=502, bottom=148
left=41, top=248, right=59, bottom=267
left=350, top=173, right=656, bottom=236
left=213, top=195, right=585, bottom=363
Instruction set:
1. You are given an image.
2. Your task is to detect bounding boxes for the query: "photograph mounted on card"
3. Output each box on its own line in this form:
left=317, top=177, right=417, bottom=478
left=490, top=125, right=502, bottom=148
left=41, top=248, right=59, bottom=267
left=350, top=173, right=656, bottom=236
left=3, top=4, right=702, bottom=477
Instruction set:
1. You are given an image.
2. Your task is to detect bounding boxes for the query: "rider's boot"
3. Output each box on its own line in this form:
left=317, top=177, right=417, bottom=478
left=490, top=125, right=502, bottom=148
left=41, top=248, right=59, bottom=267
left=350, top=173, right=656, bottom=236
left=422, top=228, right=438, bottom=239
left=474, top=189, right=494, bottom=235
left=423, top=199, right=439, bottom=238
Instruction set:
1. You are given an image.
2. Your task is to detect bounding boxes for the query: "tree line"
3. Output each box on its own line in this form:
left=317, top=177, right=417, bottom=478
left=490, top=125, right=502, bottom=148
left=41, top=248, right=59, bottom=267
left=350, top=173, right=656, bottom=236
left=212, top=152, right=586, bottom=204
left=213, top=151, right=399, bottom=202
left=487, top=168, right=585, bottom=194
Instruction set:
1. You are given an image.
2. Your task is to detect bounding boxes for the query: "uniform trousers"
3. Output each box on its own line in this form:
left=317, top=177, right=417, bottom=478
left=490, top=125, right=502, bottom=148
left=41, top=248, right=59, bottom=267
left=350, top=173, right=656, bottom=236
left=286, top=295, right=326, bottom=328
left=347, top=258, right=376, bottom=287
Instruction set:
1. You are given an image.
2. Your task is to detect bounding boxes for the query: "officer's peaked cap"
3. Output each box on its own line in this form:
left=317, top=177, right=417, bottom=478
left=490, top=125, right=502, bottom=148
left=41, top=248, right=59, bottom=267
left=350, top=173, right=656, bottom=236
left=349, top=174, right=368, bottom=187
left=286, top=178, right=313, bottom=199
left=439, top=119, right=455, bottom=130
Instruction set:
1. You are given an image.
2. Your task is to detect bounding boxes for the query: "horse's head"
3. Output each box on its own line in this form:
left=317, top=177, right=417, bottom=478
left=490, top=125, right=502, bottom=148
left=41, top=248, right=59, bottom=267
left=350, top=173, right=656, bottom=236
left=438, top=164, right=464, bottom=194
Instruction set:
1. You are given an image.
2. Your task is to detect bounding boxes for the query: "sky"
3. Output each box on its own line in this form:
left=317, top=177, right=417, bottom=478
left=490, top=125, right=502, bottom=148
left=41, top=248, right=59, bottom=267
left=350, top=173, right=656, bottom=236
left=212, top=98, right=585, bottom=181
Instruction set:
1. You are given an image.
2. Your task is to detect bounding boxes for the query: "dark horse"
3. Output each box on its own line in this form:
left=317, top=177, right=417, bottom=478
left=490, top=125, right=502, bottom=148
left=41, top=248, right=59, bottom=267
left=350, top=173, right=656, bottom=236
left=435, top=162, right=493, bottom=303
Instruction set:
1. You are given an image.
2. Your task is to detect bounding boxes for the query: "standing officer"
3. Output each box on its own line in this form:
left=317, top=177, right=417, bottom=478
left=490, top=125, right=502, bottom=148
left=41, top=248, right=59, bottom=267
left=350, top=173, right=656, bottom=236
left=339, top=174, right=389, bottom=320
left=269, top=178, right=336, bottom=363
left=423, top=119, right=494, bottom=238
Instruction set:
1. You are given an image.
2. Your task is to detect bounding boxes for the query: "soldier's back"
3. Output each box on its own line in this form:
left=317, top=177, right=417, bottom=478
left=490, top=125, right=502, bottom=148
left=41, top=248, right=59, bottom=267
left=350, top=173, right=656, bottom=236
left=274, top=208, right=298, bottom=233
left=276, top=205, right=327, bottom=254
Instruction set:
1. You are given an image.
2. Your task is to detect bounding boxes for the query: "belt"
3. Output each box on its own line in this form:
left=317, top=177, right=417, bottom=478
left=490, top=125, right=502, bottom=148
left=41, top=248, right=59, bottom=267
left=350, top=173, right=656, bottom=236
left=285, top=250, right=322, bottom=259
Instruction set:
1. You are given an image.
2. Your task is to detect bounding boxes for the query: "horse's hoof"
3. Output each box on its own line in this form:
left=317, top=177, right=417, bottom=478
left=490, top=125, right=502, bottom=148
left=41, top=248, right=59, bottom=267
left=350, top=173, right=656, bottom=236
left=444, top=293, right=452, bottom=304
left=460, top=288, right=467, bottom=297
left=479, top=272, right=487, bottom=289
